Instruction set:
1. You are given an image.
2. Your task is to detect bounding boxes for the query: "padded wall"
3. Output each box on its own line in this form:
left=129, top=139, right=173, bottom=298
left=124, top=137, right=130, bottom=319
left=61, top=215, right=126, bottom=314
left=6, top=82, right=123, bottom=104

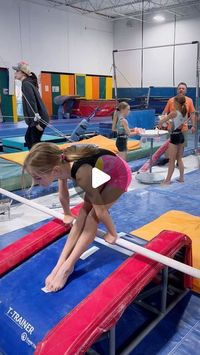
left=40, top=71, right=113, bottom=117
left=40, top=73, right=53, bottom=117
left=0, top=68, right=17, bottom=122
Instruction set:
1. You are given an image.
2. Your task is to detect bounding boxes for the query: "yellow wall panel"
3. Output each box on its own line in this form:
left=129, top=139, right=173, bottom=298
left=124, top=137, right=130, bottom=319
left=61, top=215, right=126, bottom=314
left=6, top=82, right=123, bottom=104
left=86, top=76, right=93, bottom=99
left=12, top=95, right=18, bottom=123
left=60, top=74, right=69, bottom=95
left=106, top=77, right=113, bottom=99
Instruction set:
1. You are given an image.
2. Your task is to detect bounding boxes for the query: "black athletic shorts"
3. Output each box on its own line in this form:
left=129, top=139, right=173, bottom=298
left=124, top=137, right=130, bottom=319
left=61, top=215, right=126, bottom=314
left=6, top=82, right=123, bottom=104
left=116, top=135, right=128, bottom=152
left=170, top=130, right=184, bottom=145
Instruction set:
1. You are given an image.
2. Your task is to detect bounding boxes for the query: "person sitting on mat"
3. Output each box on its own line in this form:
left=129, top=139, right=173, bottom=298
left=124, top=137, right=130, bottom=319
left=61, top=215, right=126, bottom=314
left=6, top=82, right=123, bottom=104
left=158, top=95, right=188, bottom=184
left=23, top=142, right=132, bottom=292
left=13, top=61, right=49, bottom=150
left=113, top=101, right=138, bottom=161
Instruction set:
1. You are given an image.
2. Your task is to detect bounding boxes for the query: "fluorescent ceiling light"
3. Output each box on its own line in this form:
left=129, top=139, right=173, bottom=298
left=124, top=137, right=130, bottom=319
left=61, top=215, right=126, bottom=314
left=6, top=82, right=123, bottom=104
left=153, top=15, right=165, bottom=22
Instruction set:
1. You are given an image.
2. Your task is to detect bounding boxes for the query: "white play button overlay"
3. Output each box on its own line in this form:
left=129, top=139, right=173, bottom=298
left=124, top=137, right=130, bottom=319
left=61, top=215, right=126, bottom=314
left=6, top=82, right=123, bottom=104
left=92, top=167, right=111, bottom=188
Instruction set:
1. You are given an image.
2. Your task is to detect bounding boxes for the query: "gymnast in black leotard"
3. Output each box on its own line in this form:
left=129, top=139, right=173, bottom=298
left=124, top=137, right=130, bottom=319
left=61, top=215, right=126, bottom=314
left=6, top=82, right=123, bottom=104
left=23, top=142, right=132, bottom=292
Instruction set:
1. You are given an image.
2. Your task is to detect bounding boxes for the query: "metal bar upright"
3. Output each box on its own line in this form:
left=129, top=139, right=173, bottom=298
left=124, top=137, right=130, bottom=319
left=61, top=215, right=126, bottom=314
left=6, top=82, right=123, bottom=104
left=109, top=326, right=116, bottom=355
left=161, top=268, right=168, bottom=313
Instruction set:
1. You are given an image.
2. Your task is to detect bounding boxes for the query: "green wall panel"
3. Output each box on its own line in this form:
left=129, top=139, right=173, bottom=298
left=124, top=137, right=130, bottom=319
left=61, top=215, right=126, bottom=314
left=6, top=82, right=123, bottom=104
left=99, top=76, right=106, bottom=99
left=76, top=75, right=85, bottom=97
left=0, top=69, right=13, bottom=122
left=51, top=73, right=61, bottom=117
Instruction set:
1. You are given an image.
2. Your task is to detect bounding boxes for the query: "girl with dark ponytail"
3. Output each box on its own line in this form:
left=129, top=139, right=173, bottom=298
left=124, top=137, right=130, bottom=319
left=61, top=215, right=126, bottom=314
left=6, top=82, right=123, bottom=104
left=159, top=94, right=188, bottom=184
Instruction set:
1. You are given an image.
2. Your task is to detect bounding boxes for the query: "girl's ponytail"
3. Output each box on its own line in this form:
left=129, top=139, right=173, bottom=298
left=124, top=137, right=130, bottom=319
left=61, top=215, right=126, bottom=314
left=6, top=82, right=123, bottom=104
left=181, top=103, right=187, bottom=117
left=174, top=95, right=187, bottom=117
left=23, top=142, right=100, bottom=175
left=62, top=144, right=100, bottom=162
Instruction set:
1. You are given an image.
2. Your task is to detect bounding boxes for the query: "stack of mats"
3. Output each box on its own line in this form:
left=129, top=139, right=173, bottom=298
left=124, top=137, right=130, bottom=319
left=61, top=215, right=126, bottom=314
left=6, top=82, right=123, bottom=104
left=0, top=158, right=31, bottom=191
left=1, top=135, right=140, bottom=164
left=0, top=135, right=140, bottom=191
left=2, top=134, right=67, bottom=153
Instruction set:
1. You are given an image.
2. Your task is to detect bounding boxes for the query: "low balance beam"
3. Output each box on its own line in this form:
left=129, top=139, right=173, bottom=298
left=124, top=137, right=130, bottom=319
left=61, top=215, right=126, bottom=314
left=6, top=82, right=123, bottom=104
left=0, top=187, right=65, bottom=221
left=1, top=187, right=200, bottom=280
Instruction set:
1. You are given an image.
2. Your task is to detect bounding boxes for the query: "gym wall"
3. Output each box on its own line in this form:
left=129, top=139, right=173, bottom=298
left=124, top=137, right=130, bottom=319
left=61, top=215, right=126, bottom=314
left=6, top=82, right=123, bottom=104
left=113, top=15, right=200, bottom=88
left=0, top=0, right=113, bottom=121
left=0, top=0, right=113, bottom=75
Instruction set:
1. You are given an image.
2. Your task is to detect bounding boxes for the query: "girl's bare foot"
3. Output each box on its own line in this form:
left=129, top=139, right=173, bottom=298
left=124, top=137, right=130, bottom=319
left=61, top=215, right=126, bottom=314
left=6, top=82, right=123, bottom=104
left=45, top=269, right=58, bottom=288
left=176, top=178, right=184, bottom=183
left=161, top=180, right=171, bottom=186
left=45, top=264, right=63, bottom=288
left=104, top=232, right=117, bottom=244
left=46, top=262, right=74, bottom=292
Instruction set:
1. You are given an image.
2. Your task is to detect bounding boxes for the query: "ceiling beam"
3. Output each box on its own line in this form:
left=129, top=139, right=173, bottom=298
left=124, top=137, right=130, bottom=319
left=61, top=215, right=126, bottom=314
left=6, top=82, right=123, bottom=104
left=83, top=0, right=146, bottom=14
left=126, top=0, right=200, bottom=18
left=45, top=0, right=109, bottom=16
left=65, top=0, right=89, bottom=5
left=67, top=0, right=200, bottom=18
left=50, top=0, right=116, bottom=18
left=24, top=0, right=200, bottom=19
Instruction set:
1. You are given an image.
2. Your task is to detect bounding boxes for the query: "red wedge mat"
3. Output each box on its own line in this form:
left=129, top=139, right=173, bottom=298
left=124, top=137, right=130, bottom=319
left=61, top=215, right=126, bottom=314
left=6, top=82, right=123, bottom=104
left=0, top=204, right=82, bottom=276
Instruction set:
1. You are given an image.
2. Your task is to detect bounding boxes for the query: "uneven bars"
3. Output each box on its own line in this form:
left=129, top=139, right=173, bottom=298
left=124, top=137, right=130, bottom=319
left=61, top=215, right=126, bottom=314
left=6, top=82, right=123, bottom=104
left=1, top=187, right=200, bottom=280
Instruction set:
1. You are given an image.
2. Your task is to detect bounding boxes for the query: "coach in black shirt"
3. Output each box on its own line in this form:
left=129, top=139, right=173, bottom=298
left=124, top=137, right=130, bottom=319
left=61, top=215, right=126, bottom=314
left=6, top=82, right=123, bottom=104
left=13, top=61, right=49, bottom=149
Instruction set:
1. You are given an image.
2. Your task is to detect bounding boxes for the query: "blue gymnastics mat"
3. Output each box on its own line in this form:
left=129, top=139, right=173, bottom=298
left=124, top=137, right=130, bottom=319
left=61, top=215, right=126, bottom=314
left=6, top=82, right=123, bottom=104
left=0, top=236, right=132, bottom=354
left=2, top=134, right=66, bottom=152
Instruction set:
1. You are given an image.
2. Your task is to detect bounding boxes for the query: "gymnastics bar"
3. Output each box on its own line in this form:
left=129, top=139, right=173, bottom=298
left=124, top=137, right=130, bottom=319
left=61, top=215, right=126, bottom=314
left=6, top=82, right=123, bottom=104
left=1, top=187, right=200, bottom=280
left=0, top=187, right=66, bottom=221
